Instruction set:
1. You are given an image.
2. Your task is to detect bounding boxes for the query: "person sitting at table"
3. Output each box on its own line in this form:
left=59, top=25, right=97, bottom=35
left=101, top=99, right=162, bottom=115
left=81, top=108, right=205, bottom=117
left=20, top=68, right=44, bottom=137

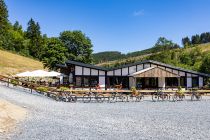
left=95, top=84, right=101, bottom=90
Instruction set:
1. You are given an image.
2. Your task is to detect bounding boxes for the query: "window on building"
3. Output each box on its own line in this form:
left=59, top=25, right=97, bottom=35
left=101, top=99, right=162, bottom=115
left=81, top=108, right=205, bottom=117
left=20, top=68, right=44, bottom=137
left=75, top=77, right=82, bottom=87
left=69, top=73, right=73, bottom=84
left=83, top=77, right=90, bottom=87
left=136, top=78, right=144, bottom=89
left=90, top=76, right=98, bottom=87
left=63, top=77, right=69, bottom=85
left=165, top=77, right=178, bottom=87
left=107, top=77, right=129, bottom=88
left=136, top=78, right=158, bottom=89
left=192, top=77, right=199, bottom=88
left=180, top=77, right=186, bottom=87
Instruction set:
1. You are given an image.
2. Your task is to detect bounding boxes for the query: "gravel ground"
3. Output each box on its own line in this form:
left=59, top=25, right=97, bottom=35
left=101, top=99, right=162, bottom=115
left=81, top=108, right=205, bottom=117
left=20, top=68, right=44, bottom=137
left=1, top=83, right=210, bottom=140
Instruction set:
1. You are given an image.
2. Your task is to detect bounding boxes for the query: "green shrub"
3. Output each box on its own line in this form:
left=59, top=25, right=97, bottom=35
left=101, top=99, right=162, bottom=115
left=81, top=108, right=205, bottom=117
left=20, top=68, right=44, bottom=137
left=11, top=79, right=19, bottom=86
left=59, top=86, right=69, bottom=91
left=36, top=87, right=49, bottom=93
left=177, top=86, right=184, bottom=96
left=131, top=87, right=137, bottom=95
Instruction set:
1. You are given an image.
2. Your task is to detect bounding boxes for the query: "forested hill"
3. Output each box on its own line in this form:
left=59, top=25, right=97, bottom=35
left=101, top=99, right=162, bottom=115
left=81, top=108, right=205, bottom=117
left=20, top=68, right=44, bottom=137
left=93, top=37, right=180, bottom=63
left=93, top=51, right=125, bottom=63
left=96, top=43, right=210, bottom=74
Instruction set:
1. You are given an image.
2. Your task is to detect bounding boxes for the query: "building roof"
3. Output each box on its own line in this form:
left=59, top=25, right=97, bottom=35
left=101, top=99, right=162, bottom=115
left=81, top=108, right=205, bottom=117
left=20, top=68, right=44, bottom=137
left=66, top=60, right=108, bottom=71
left=58, top=60, right=210, bottom=77
left=129, top=67, right=180, bottom=77
left=110, top=60, right=210, bottom=77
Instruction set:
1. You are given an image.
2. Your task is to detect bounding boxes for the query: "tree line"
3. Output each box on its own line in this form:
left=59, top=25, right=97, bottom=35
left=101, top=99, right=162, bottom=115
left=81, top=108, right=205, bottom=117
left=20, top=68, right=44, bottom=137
left=182, top=32, right=210, bottom=47
left=0, top=0, right=93, bottom=70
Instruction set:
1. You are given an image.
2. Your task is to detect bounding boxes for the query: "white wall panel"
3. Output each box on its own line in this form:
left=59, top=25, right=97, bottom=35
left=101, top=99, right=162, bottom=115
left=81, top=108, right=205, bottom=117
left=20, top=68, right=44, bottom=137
left=99, top=70, right=105, bottom=76
left=187, top=77, right=192, bottom=88
left=179, top=71, right=185, bottom=76
left=114, top=69, right=121, bottom=76
left=199, top=77, right=203, bottom=87
left=173, top=70, right=178, bottom=75
left=187, top=73, right=192, bottom=77
left=75, top=66, right=82, bottom=75
left=192, top=74, right=198, bottom=77
left=129, top=77, right=136, bottom=88
left=144, top=63, right=150, bottom=69
left=99, top=76, right=105, bottom=88
left=83, top=68, right=90, bottom=75
left=158, top=77, right=165, bottom=88
left=129, top=66, right=136, bottom=74
left=122, top=68, right=128, bottom=76
left=91, top=69, right=98, bottom=75
left=151, top=64, right=157, bottom=67
left=137, top=64, right=143, bottom=71
left=107, top=71, right=114, bottom=76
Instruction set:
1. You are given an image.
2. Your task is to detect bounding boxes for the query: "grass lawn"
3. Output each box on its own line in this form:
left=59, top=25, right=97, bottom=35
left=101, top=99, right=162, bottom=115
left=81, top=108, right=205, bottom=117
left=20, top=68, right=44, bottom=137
left=0, top=50, right=45, bottom=76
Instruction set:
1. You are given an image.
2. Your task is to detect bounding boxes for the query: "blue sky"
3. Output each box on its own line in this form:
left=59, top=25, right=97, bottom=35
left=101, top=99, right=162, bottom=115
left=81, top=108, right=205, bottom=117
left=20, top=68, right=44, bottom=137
left=6, top=0, right=210, bottom=53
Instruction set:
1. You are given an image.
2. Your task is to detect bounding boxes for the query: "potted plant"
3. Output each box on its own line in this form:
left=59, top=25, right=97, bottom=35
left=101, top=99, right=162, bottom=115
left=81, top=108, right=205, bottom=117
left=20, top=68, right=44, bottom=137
left=69, top=84, right=74, bottom=90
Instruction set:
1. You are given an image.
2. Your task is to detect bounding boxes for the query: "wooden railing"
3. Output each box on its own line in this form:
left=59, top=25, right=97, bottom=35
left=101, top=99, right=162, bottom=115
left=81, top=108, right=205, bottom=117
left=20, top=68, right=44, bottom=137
left=0, top=74, right=58, bottom=95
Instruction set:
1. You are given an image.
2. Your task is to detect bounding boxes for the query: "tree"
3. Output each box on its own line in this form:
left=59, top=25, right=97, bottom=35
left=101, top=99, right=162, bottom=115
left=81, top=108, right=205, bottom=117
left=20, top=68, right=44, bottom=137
left=200, top=32, right=210, bottom=44
left=25, top=18, right=43, bottom=59
left=153, top=37, right=180, bottom=52
left=207, top=32, right=210, bottom=42
left=182, top=37, right=191, bottom=48
left=13, top=21, right=22, bottom=31
left=191, top=34, right=200, bottom=44
left=41, top=38, right=68, bottom=70
left=0, top=0, right=9, bottom=48
left=200, top=53, right=210, bottom=74
left=59, top=30, right=93, bottom=63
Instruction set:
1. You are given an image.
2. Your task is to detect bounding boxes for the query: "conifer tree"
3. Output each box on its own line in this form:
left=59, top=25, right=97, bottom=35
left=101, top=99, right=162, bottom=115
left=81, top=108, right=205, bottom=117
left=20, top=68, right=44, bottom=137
left=25, top=18, right=43, bottom=59
left=0, top=0, right=9, bottom=48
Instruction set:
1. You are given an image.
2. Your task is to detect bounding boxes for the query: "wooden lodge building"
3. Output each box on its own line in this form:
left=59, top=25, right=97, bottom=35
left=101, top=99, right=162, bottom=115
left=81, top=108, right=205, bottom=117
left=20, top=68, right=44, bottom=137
left=57, top=60, right=210, bottom=90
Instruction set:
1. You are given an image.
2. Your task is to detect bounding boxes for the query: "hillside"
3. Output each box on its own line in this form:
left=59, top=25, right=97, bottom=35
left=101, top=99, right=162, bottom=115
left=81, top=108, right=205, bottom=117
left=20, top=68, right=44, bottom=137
left=0, top=50, right=45, bottom=76
left=197, top=43, right=210, bottom=52
left=93, top=37, right=180, bottom=64
left=97, top=43, right=210, bottom=71
left=93, top=51, right=125, bottom=63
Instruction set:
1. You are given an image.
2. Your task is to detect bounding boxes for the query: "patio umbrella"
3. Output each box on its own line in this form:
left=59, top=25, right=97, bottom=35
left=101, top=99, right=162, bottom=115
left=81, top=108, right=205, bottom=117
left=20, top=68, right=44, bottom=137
left=28, top=70, right=49, bottom=77
left=47, top=71, right=64, bottom=77
left=16, top=71, right=32, bottom=77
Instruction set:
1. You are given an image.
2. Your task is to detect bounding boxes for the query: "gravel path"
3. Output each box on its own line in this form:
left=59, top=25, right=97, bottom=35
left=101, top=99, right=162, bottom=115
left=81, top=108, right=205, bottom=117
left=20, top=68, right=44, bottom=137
left=1, top=83, right=210, bottom=140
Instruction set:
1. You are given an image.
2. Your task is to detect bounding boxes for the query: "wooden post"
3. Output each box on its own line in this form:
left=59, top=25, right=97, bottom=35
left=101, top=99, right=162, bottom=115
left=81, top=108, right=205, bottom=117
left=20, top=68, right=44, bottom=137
left=178, top=77, right=181, bottom=87
left=7, top=78, right=9, bottom=87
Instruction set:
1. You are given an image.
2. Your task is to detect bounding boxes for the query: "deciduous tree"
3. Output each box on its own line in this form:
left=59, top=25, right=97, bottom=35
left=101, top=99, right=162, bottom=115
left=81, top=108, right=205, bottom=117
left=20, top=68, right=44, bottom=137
left=59, top=30, right=93, bottom=63
left=41, top=38, right=68, bottom=70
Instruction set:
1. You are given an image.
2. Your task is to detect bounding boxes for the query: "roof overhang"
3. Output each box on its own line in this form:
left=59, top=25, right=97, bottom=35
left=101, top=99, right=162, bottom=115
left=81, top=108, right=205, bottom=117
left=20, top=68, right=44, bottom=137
left=56, top=64, right=67, bottom=68
left=129, top=67, right=180, bottom=77
left=65, top=60, right=108, bottom=71
left=56, top=60, right=210, bottom=77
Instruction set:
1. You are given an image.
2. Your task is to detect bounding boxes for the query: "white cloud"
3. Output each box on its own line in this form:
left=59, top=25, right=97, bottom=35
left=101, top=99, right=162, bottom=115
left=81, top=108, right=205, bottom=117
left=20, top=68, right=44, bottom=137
left=133, top=9, right=145, bottom=17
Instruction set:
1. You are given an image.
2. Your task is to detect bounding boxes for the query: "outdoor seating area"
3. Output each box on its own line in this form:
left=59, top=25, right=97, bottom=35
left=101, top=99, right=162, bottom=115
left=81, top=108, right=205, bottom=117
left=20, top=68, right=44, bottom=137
left=0, top=74, right=209, bottom=104
left=14, top=70, right=65, bottom=87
